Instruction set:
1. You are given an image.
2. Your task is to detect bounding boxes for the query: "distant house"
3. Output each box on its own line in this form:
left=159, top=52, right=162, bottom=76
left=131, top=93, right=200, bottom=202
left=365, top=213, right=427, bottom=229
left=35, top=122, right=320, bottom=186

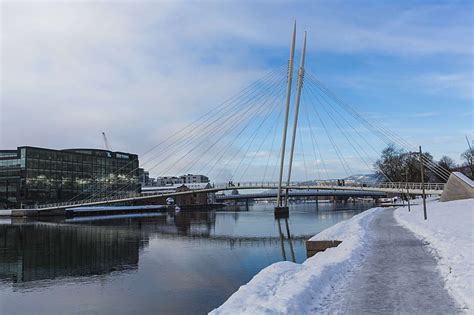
left=153, top=174, right=210, bottom=187
left=174, top=183, right=212, bottom=206
left=141, top=183, right=215, bottom=206
left=141, top=182, right=211, bottom=193
left=155, top=176, right=184, bottom=186
left=180, top=174, right=209, bottom=184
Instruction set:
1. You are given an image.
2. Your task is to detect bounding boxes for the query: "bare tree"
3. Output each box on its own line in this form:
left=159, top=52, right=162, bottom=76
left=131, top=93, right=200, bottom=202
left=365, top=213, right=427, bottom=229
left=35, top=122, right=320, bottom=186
left=375, top=144, right=436, bottom=182
left=438, top=155, right=456, bottom=170
left=374, top=144, right=405, bottom=182
left=433, top=156, right=457, bottom=182
left=461, top=148, right=474, bottom=178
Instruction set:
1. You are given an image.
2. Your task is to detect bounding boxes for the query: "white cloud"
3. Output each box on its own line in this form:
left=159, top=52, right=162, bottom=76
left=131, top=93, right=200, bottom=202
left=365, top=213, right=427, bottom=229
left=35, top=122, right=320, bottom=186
left=0, top=1, right=472, bottom=181
left=413, top=73, right=473, bottom=100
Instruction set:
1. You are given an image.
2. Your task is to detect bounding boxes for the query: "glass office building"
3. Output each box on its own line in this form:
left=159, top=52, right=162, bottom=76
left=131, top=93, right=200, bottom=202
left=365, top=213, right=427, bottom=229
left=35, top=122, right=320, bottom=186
left=0, top=146, right=139, bottom=208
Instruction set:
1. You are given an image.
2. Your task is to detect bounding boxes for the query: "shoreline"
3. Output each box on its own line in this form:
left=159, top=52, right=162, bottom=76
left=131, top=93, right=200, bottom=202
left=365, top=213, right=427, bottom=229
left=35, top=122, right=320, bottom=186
left=211, top=198, right=473, bottom=314
left=210, top=206, right=383, bottom=314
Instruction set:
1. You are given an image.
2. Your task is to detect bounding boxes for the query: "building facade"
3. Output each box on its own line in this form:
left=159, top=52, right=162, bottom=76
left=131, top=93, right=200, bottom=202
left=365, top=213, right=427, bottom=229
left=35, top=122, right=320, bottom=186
left=181, top=174, right=210, bottom=184
left=0, top=146, right=139, bottom=208
left=153, top=174, right=210, bottom=187
left=155, top=176, right=184, bottom=186
left=138, top=168, right=151, bottom=187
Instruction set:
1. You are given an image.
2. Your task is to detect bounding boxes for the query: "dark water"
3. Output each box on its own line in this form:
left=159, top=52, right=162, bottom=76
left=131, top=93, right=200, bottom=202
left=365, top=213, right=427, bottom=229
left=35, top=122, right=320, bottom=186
left=0, top=202, right=374, bottom=314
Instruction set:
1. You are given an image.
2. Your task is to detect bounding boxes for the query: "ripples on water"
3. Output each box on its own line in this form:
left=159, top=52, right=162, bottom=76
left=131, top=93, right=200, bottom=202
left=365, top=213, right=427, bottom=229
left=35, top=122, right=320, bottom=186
left=0, top=202, right=374, bottom=314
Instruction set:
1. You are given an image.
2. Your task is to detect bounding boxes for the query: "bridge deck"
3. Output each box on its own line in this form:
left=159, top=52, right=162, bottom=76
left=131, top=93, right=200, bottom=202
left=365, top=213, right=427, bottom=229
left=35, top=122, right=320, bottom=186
left=6, top=182, right=443, bottom=213
left=216, top=189, right=386, bottom=200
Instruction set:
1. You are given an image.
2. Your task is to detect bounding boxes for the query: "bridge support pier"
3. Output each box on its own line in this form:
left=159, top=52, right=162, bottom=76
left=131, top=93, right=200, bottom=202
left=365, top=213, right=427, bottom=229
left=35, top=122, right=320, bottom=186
left=274, top=206, right=289, bottom=219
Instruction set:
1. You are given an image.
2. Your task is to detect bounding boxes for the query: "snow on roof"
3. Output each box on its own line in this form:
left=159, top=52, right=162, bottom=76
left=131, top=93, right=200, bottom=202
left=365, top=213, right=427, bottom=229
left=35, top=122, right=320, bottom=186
left=453, top=172, right=474, bottom=188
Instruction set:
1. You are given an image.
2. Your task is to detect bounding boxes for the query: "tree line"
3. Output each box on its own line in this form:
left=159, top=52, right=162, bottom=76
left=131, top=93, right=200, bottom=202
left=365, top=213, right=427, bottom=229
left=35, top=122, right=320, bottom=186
left=374, top=144, right=473, bottom=183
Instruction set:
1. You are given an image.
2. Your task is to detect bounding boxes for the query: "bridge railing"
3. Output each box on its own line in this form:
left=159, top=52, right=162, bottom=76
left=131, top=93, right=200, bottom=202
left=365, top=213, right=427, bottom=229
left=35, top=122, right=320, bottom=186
left=344, top=182, right=445, bottom=191
left=36, top=191, right=144, bottom=210
left=213, top=181, right=445, bottom=191
left=33, top=181, right=444, bottom=210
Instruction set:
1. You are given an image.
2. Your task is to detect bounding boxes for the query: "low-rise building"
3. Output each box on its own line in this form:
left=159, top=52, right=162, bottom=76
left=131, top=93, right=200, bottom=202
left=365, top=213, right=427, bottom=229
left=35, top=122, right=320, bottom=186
left=181, top=174, right=209, bottom=184
left=138, top=168, right=151, bottom=187
left=174, top=183, right=213, bottom=206
left=154, top=174, right=209, bottom=186
left=155, top=176, right=184, bottom=186
left=141, top=182, right=216, bottom=206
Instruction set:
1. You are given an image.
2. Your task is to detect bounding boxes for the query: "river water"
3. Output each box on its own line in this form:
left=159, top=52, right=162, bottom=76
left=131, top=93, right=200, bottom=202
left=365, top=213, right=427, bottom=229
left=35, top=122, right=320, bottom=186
left=0, top=202, right=374, bottom=314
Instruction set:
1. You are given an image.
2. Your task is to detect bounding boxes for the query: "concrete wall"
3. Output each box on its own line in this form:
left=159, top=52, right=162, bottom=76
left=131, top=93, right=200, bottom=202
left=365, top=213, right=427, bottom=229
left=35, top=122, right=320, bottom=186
left=306, top=240, right=342, bottom=258
left=440, top=172, right=474, bottom=202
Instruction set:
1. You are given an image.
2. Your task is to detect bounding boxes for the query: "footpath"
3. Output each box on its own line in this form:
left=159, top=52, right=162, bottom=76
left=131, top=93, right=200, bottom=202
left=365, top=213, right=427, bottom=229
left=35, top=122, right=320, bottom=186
left=314, top=208, right=462, bottom=314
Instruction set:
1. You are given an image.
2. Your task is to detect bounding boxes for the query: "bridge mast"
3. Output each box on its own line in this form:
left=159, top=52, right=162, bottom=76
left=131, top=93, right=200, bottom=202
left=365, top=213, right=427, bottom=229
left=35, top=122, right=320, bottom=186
left=285, top=31, right=307, bottom=207
left=276, top=22, right=297, bottom=209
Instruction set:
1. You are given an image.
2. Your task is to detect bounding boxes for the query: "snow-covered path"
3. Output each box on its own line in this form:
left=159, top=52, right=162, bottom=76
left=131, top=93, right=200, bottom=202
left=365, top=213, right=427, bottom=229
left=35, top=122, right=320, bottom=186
left=316, top=208, right=463, bottom=314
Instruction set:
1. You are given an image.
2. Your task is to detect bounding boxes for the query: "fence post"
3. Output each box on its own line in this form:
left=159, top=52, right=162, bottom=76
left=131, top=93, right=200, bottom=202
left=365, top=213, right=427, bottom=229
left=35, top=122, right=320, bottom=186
left=405, top=172, right=411, bottom=212
left=419, top=146, right=427, bottom=220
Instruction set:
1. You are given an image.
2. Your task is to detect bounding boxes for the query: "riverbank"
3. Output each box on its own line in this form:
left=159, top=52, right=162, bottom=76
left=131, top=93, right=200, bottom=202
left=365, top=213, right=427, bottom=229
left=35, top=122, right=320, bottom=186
left=211, top=199, right=473, bottom=314
left=210, top=207, right=382, bottom=314
left=0, top=203, right=373, bottom=314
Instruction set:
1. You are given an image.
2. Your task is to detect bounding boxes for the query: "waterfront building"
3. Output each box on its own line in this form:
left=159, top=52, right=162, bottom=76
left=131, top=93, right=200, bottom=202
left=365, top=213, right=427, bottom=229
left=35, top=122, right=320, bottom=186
left=138, top=168, right=151, bottom=187
left=181, top=174, right=210, bottom=184
left=174, top=183, right=213, bottom=206
left=0, top=146, right=139, bottom=208
left=155, top=176, right=184, bottom=186
left=141, top=182, right=212, bottom=194
left=154, top=174, right=210, bottom=187
left=141, top=182, right=215, bottom=206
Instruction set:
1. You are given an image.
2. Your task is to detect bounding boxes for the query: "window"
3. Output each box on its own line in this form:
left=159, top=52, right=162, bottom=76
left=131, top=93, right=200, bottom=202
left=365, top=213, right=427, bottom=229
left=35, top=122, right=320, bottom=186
left=0, top=152, right=17, bottom=158
left=116, top=153, right=129, bottom=159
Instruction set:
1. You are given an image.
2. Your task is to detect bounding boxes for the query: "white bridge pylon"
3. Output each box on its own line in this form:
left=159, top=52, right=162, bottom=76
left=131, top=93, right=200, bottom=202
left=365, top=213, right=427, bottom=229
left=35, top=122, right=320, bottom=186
left=277, top=22, right=308, bottom=212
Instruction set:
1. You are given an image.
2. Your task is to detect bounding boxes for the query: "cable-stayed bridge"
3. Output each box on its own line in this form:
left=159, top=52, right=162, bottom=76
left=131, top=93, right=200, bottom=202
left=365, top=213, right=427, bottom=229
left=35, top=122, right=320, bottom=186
left=8, top=23, right=452, bottom=215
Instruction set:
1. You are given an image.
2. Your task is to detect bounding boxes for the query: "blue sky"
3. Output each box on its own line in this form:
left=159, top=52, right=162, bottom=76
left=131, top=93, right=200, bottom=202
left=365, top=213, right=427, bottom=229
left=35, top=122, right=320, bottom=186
left=1, top=1, right=472, bottom=180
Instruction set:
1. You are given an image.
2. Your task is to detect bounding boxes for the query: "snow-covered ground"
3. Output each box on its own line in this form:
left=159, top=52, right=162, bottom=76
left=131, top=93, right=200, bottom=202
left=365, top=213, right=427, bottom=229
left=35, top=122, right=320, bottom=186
left=210, top=207, right=383, bottom=314
left=394, top=198, right=474, bottom=311
left=211, top=198, right=473, bottom=314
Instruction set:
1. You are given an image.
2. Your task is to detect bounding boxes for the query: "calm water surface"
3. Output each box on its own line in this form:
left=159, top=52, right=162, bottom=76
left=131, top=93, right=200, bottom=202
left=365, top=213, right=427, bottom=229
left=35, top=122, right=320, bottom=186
left=0, top=202, right=374, bottom=314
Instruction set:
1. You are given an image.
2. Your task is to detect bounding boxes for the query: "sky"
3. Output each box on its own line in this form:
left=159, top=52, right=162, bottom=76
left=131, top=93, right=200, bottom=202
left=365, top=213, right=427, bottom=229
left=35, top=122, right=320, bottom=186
left=1, top=0, right=473, bottom=181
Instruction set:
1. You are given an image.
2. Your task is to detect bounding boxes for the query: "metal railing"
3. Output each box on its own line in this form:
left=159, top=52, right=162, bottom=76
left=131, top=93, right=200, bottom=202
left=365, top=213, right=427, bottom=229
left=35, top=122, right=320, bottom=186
left=213, top=181, right=444, bottom=191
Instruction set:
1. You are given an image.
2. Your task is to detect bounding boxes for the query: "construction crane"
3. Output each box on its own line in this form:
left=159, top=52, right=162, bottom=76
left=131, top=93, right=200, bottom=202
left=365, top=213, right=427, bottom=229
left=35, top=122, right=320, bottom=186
left=102, top=132, right=113, bottom=151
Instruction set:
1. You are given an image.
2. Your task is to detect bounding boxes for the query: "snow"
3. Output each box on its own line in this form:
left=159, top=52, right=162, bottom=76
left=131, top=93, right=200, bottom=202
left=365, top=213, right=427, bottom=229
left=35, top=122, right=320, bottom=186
left=211, top=198, right=474, bottom=314
left=452, top=171, right=474, bottom=187
left=210, top=207, right=383, bottom=315
left=0, top=209, right=12, bottom=217
left=65, top=212, right=166, bottom=222
left=66, top=205, right=167, bottom=212
left=394, top=198, right=474, bottom=311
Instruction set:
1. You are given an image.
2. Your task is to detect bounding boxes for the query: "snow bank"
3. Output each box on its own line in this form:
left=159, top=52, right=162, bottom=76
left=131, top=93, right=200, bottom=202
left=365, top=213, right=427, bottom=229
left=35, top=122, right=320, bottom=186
left=395, top=198, right=474, bottom=311
left=210, top=207, right=382, bottom=315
